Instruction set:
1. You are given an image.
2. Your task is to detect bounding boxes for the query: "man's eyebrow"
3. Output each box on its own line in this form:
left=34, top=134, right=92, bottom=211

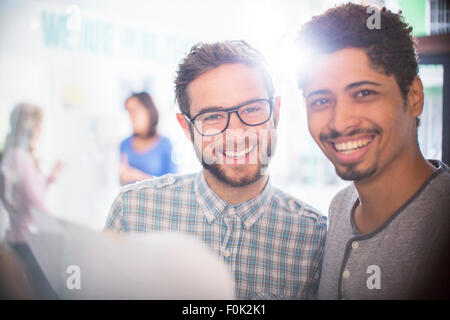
left=345, top=81, right=381, bottom=90
left=194, top=98, right=264, bottom=114
left=196, top=106, right=225, bottom=114
left=305, top=81, right=382, bottom=99
left=306, top=89, right=332, bottom=99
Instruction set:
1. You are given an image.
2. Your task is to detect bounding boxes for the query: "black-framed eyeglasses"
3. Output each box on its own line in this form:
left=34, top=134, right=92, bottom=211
left=184, top=98, right=274, bottom=136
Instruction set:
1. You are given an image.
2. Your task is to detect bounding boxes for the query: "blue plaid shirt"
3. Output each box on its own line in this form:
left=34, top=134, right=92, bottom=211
left=105, top=171, right=327, bottom=299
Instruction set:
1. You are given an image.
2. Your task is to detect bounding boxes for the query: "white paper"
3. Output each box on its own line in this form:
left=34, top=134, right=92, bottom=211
left=25, top=208, right=235, bottom=299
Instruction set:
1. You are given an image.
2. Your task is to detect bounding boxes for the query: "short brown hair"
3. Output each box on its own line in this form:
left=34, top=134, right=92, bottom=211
left=174, top=40, right=275, bottom=116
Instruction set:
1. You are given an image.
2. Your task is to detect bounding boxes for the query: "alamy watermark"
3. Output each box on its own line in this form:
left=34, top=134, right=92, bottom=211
left=366, top=6, right=381, bottom=30
left=66, top=264, right=81, bottom=290
left=366, top=265, right=381, bottom=290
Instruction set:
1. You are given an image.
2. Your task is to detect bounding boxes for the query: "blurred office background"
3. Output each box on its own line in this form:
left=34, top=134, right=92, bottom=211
left=0, top=0, right=447, bottom=231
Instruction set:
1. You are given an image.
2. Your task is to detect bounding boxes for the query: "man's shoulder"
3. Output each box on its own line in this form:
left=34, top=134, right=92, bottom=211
left=430, top=161, right=450, bottom=192
left=271, top=186, right=327, bottom=226
left=119, top=173, right=197, bottom=196
left=330, top=184, right=356, bottom=208
left=412, top=160, right=450, bottom=214
left=327, top=184, right=357, bottom=220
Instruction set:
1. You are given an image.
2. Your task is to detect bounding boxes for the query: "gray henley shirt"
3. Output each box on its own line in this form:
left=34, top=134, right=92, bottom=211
left=318, top=159, right=450, bottom=299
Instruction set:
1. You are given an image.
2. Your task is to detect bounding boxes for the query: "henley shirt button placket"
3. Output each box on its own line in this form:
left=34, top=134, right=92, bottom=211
left=341, top=241, right=357, bottom=300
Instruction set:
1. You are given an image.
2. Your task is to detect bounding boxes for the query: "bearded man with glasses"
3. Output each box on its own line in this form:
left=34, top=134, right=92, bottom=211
left=105, top=40, right=327, bottom=300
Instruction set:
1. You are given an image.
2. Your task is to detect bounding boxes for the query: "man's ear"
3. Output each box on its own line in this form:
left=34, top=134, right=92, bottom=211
left=273, top=96, right=281, bottom=128
left=176, top=113, right=192, bottom=142
left=407, top=76, right=424, bottom=120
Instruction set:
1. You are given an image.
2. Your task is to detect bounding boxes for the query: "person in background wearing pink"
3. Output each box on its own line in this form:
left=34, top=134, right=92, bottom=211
left=0, top=103, right=62, bottom=299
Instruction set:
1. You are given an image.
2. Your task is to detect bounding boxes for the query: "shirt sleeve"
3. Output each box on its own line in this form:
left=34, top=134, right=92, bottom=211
left=104, top=192, right=125, bottom=232
left=304, top=215, right=328, bottom=300
left=16, top=151, right=51, bottom=214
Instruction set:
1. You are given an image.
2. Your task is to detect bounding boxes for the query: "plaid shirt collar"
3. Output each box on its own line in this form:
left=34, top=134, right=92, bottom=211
left=194, top=170, right=273, bottom=229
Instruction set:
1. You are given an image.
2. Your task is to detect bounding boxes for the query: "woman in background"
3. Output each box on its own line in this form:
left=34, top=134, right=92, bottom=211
left=0, top=103, right=62, bottom=299
left=120, top=92, right=177, bottom=185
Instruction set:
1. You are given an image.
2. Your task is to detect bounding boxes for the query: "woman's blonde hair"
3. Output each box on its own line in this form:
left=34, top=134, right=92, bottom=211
left=4, top=103, right=43, bottom=169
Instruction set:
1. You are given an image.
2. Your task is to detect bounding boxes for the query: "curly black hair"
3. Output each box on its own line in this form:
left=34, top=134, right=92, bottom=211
left=296, top=3, right=418, bottom=102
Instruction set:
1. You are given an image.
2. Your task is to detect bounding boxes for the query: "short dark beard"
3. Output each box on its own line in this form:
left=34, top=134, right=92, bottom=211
left=202, top=161, right=263, bottom=187
left=190, top=126, right=274, bottom=187
left=335, top=162, right=377, bottom=181
left=199, top=140, right=271, bottom=187
left=320, top=127, right=381, bottom=181
left=201, top=141, right=272, bottom=186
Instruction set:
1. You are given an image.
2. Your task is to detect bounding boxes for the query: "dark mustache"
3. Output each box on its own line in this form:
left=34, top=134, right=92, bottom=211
left=320, top=128, right=381, bottom=141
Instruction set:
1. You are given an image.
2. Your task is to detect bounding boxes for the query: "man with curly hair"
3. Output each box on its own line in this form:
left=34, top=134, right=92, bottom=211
left=296, top=3, right=449, bottom=299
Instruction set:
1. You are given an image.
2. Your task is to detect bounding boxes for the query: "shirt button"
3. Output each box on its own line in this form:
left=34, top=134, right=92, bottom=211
left=223, top=251, right=230, bottom=257
left=228, top=207, right=236, bottom=215
left=343, top=270, right=350, bottom=278
left=352, top=241, right=359, bottom=249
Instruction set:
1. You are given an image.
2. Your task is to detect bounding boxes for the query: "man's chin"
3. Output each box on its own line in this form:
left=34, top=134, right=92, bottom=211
left=203, top=162, right=263, bottom=187
left=334, top=163, right=377, bottom=182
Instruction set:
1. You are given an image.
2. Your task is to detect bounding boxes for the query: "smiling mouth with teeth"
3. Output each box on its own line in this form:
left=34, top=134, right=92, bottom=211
left=333, top=136, right=374, bottom=154
left=223, top=145, right=256, bottom=159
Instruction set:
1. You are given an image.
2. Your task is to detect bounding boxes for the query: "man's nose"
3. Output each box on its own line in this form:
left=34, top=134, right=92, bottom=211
left=224, top=112, right=247, bottom=146
left=328, top=99, right=359, bottom=133
left=227, top=111, right=246, bottom=130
